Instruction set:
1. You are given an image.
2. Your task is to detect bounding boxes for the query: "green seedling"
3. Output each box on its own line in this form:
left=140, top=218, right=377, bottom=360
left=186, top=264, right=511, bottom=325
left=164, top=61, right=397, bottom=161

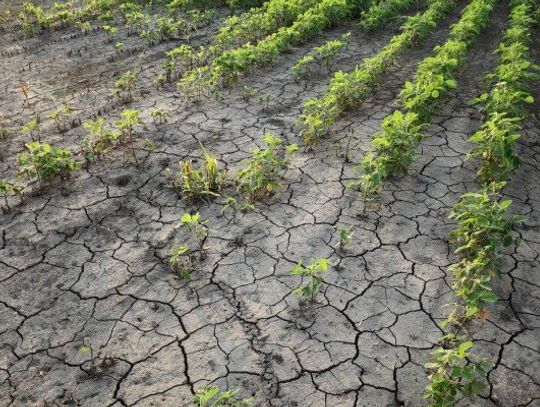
left=424, top=341, right=489, bottom=406
left=169, top=244, right=193, bottom=282
left=115, top=109, right=144, bottom=165
left=177, top=212, right=208, bottom=252
left=21, top=115, right=42, bottom=141
left=114, top=70, right=138, bottom=103
left=193, top=385, right=252, bottom=407
left=150, top=108, right=171, bottom=124
left=81, top=118, right=118, bottom=161
left=0, top=179, right=23, bottom=211
left=337, top=226, right=354, bottom=251
left=290, top=258, right=330, bottom=301
left=47, top=102, right=73, bottom=131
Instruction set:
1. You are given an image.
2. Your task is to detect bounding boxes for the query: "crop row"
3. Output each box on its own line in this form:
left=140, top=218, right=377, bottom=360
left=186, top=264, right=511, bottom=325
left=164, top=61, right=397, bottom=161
left=424, top=1, right=538, bottom=405
left=163, top=0, right=320, bottom=81
left=352, top=0, right=496, bottom=197
left=359, top=0, right=419, bottom=30
left=300, top=0, right=458, bottom=144
left=175, top=0, right=360, bottom=97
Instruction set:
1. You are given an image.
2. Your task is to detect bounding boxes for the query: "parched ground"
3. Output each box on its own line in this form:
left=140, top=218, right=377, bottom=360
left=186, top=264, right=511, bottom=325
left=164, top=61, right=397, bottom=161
left=1, top=2, right=539, bottom=406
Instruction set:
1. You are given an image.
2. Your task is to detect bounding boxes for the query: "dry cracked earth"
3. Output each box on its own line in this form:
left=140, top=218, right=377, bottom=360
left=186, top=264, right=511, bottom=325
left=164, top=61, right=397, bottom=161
left=0, top=1, right=539, bottom=406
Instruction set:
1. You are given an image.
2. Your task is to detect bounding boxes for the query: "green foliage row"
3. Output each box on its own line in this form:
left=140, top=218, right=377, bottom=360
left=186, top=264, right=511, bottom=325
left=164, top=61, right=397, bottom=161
left=164, top=0, right=320, bottom=80
left=425, top=3, right=536, bottom=405
left=359, top=0, right=418, bottom=30
left=467, top=0, right=539, bottom=183
left=354, top=0, right=496, bottom=197
left=300, top=0, right=457, bottom=144
left=176, top=0, right=361, bottom=99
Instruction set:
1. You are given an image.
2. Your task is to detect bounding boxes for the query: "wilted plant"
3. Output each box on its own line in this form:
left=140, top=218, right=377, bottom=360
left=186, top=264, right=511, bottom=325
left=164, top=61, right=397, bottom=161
left=290, top=258, right=330, bottom=301
left=166, top=144, right=223, bottom=202
left=17, top=142, right=79, bottom=185
left=237, top=134, right=297, bottom=202
left=177, top=212, right=208, bottom=252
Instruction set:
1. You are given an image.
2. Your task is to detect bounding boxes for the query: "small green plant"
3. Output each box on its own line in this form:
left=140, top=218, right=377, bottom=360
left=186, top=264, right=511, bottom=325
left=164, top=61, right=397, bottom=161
left=81, top=118, right=118, bottom=161
left=17, top=142, right=79, bottom=185
left=0, top=179, right=23, bottom=211
left=336, top=226, right=354, bottom=251
left=114, top=70, right=138, bottom=103
left=21, top=116, right=42, bottom=141
left=290, top=258, right=330, bottom=301
left=150, top=108, right=171, bottom=125
left=177, top=212, right=208, bottom=252
left=165, top=144, right=223, bottom=202
left=221, top=196, right=255, bottom=215
left=169, top=244, right=194, bottom=282
left=47, top=102, right=73, bottom=131
left=237, top=134, right=297, bottom=202
left=115, top=109, right=144, bottom=165
left=424, top=340, right=489, bottom=406
left=193, top=385, right=252, bottom=407
left=102, top=24, right=118, bottom=42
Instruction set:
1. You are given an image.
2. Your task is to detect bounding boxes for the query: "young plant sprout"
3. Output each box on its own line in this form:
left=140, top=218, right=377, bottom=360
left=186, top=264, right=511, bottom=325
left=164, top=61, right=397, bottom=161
left=47, top=102, right=73, bottom=131
left=150, top=107, right=171, bottom=125
left=0, top=179, right=23, bottom=211
left=337, top=226, right=354, bottom=251
left=115, top=108, right=144, bottom=165
left=169, top=244, right=193, bottom=282
left=177, top=212, right=208, bottom=253
left=113, top=70, right=138, bottom=103
left=193, top=385, right=252, bottom=407
left=290, top=258, right=330, bottom=301
left=21, top=115, right=42, bottom=141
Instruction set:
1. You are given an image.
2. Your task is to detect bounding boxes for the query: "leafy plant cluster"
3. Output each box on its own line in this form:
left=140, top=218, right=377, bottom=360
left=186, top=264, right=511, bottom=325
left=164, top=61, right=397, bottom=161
left=355, top=0, right=496, bottom=197
left=292, top=32, right=351, bottom=79
left=359, top=0, right=418, bottom=30
left=424, top=338, right=489, bottom=407
left=17, top=142, right=79, bottom=185
left=237, top=134, right=298, bottom=202
left=300, top=0, right=457, bottom=144
left=80, top=108, right=147, bottom=164
left=467, top=0, right=539, bottom=183
left=193, top=385, right=252, bottom=407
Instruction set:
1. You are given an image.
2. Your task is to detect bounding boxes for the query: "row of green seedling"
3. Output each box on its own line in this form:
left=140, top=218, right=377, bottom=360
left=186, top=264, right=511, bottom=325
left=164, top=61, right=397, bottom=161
left=300, top=0, right=458, bottom=144
left=352, top=0, right=496, bottom=197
